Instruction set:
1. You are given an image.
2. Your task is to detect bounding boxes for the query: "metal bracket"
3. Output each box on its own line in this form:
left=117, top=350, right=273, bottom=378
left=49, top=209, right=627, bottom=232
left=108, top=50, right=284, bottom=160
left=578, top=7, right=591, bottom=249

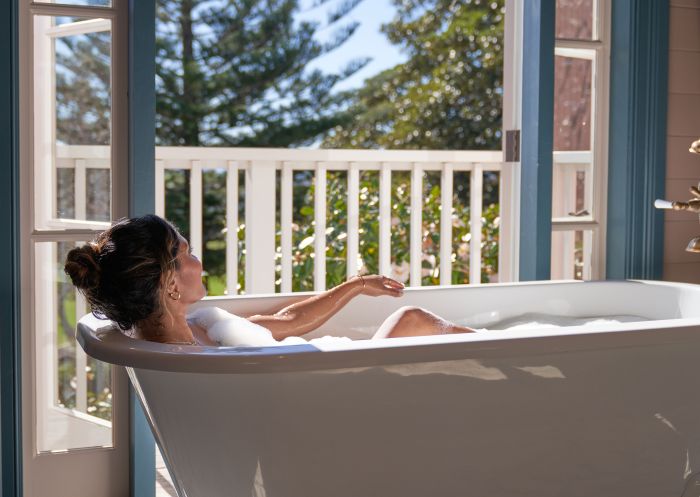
left=505, top=129, right=520, bottom=162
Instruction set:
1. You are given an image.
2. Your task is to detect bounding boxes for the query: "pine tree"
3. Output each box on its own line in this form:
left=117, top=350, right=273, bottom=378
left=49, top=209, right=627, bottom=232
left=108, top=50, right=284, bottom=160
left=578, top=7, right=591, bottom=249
left=155, top=0, right=368, bottom=147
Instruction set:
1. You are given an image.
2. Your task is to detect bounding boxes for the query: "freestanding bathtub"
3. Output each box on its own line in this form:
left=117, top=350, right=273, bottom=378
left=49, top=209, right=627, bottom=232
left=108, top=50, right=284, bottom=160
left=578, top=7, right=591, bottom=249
left=78, top=280, right=700, bottom=497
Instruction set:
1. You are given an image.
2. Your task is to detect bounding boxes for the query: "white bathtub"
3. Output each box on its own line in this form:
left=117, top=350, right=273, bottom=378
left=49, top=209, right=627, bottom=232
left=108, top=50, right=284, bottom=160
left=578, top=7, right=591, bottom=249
left=78, top=280, right=700, bottom=497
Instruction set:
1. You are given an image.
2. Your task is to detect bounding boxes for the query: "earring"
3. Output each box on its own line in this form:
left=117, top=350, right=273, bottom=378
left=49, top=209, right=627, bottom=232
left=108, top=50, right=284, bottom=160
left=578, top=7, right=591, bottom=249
left=168, top=291, right=181, bottom=301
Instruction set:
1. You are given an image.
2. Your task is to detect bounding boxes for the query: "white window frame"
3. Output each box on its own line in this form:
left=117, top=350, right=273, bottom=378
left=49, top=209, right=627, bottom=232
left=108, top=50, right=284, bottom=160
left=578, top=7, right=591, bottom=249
left=551, top=0, right=611, bottom=280
left=18, top=0, right=130, bottom=495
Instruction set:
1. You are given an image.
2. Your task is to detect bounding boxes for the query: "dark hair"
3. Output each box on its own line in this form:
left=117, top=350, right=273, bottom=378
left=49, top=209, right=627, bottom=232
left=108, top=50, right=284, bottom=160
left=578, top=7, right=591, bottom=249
left=64, top=215, right=181, bottom=333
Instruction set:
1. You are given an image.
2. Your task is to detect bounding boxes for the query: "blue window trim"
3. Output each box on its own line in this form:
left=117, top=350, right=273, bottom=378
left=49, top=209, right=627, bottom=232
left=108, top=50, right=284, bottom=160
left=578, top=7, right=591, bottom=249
left=606, top=0, right=669, bottom=279
left=0, top=0, right=21, bottom=496
left=519, top=0, right=555, bottom=281
left=128, top=1, right=157, bottom=496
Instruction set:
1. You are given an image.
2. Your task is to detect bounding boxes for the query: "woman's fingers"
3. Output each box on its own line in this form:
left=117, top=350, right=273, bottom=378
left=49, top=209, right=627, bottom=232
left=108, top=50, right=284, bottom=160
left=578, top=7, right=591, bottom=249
left=380, top=275, right=405, bottom=289
left=374, top=276, right=404, bottom=296
left=355, top=274, right=405, bottom=297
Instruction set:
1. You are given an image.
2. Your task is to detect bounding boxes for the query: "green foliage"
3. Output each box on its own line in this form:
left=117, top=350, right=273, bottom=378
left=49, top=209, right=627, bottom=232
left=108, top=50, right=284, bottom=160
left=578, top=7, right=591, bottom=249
left=271, top=170, right=500, bottom=294
left=323, top=0, right=504, bottom=149
left=155, top=0, right=367, bottom=146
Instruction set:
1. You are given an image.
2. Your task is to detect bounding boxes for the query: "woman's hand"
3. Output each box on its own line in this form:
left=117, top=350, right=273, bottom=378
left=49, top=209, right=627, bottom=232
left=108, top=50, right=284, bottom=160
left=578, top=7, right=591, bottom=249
left=354, top=275, right=404, bottom=297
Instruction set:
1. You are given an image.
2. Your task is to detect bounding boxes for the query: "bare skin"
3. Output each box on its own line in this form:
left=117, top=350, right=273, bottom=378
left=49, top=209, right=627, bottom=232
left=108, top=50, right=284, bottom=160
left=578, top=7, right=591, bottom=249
left=143, top=237, right=474, bottom=345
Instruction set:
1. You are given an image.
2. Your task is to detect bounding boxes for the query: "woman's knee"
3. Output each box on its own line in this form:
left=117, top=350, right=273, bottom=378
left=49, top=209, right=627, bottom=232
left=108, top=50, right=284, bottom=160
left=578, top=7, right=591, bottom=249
left=390, top=306, right=423, bottom=319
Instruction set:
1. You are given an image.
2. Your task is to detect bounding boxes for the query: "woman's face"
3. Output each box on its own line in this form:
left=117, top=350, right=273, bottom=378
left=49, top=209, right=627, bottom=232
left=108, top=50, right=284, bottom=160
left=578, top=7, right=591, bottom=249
left=172, top=236, right=206, bottom=303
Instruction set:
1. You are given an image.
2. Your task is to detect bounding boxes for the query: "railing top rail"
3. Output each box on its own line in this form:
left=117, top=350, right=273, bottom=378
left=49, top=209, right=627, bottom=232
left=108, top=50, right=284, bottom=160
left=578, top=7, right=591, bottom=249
left=153, top=146, right=503, bottom=164
left=553, top=150, right=592, bottom=163
left=57, top=144, right=504, bottom=163
left=57, top=144, right=111, bottom=159
left=57, top=145, right=504, bottom=169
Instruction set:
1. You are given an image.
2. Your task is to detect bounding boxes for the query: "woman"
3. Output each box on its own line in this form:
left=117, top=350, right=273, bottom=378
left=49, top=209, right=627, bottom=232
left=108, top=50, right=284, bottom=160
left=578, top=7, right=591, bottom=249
left=64, top=215, right=473, bottom=346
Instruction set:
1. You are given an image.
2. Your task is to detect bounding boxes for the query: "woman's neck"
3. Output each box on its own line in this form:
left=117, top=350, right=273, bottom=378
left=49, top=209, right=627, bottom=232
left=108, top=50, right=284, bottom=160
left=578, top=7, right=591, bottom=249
left=137, top=307, right=195, bottom=344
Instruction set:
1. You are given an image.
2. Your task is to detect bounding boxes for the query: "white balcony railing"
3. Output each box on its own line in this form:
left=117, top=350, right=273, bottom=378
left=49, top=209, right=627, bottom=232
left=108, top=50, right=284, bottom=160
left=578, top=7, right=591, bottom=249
left=57, top=145, right=512, bottom=294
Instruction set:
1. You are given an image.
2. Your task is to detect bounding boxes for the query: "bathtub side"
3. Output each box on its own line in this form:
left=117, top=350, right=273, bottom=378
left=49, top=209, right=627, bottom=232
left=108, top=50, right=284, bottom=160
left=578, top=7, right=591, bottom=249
left=130, top=323, right=700, bottom=497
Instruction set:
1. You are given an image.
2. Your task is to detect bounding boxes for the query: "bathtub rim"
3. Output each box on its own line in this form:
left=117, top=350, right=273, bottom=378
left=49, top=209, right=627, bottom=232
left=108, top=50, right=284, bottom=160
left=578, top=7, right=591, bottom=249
left=76, top=279, right=700, bottom=374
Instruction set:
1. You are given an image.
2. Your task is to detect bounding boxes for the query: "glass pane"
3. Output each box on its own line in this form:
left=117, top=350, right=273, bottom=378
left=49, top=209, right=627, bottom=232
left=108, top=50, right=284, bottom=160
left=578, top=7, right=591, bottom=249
left=34, top=0, right=112, bottom=6
left=33, top=15, right=112, bottom=229
left=552, top=164, right=591, bottom=218
left=35, top=241, right=113, bottom=453
left=555, top=0, right=594, bottom=40
left=551, top=230, right=593, bottom=281
left=553, top=55, right=592, bottom=151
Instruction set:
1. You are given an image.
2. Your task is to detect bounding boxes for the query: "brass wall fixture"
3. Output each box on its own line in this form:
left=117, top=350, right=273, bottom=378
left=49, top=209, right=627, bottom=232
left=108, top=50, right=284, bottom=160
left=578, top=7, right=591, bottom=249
left=655, top=138, right=700, bottom=252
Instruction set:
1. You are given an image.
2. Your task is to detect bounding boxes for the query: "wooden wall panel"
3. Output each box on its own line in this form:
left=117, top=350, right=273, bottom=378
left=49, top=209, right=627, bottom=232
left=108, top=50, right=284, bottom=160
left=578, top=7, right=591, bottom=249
left=663, top=2, right=700, bottom=283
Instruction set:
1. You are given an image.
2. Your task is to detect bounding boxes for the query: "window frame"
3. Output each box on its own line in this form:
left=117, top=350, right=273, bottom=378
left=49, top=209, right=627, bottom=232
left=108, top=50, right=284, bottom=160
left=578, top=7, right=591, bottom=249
left=17, top=0, right=131, bottom=495
left=551, top=0, right=611, bottom=281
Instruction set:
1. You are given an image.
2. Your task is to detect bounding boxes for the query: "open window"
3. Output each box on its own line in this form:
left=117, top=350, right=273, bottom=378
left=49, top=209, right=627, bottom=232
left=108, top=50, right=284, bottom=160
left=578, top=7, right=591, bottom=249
left=550, top=0, right=610, bottom=280
left=19, top=1, right=129, bottom=495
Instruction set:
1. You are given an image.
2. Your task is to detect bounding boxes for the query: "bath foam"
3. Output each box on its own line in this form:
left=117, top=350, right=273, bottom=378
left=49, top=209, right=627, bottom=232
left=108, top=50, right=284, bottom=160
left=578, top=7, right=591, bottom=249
left=188, top=307, right=352, bottom=347
left=482, top=313, right=650, bottom=331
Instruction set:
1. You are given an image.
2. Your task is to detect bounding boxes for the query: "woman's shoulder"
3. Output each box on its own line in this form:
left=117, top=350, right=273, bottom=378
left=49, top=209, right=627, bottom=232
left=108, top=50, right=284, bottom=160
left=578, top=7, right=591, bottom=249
left=188, top=306, right=277, bottom=347
left=188, top=306, right=238, bottom=329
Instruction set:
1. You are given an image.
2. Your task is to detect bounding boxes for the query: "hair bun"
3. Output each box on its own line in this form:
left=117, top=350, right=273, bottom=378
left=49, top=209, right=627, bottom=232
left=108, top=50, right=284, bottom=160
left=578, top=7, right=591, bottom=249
left=64, top=244, right=101, bottom=291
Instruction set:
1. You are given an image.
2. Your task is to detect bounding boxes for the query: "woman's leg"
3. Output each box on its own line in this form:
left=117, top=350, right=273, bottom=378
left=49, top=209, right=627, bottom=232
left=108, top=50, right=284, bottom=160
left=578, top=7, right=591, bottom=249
left=372, top=306, right=475, bottom=339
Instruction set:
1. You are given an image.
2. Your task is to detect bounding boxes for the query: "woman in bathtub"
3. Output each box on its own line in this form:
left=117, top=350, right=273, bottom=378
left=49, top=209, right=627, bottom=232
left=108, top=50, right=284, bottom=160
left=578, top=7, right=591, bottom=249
left=64, top=215, right=474, bottom=346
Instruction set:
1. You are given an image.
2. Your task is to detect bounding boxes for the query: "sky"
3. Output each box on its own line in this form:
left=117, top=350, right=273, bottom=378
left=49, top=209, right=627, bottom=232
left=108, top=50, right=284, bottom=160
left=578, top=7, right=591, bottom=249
left=296, top=0, right=408, bottom=92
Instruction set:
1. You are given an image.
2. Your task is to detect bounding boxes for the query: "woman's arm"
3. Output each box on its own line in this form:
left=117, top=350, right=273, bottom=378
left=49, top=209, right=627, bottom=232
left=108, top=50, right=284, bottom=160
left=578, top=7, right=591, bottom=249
left=247, top=275, right=404, bottom=340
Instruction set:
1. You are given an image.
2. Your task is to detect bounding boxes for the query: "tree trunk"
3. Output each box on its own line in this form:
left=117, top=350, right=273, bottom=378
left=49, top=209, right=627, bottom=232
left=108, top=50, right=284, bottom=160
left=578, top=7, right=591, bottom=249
left=180, top=0, right=200, bottom=146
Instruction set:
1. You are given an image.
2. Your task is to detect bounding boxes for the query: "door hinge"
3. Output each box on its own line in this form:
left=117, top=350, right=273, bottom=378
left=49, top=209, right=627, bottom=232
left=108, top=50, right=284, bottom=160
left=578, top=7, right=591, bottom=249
left=505, top=129, right=520, bottom=162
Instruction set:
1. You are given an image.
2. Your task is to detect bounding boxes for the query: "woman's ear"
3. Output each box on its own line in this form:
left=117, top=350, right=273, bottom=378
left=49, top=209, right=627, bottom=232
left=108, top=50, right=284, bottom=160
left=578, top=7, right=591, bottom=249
left=164, top=271, right=179, bottom=295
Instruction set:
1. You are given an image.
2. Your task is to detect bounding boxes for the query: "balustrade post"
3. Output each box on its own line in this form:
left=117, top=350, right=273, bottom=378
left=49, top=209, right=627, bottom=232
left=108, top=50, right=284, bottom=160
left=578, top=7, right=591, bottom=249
left=189, top=160, right=203, bottom=259
left=226, top=161, right=239, bottom=295
left=155, top=159, right=165, bottom=218
left=346, top=162, right=360, bottom=279
left=440, top=162, right=454, bottom=285
left=75, top=159, right=87, bottom=220
left=379, top=163, right=391, bottom=277
left=280, top=163, right=293, bottom=293
left=314, top=163, right=327, bottom=291
left=245, top=161, right=276, bottom=294
left=410, top=163, right=423, bottom=286
left=469, top=165, right=483, bottom=284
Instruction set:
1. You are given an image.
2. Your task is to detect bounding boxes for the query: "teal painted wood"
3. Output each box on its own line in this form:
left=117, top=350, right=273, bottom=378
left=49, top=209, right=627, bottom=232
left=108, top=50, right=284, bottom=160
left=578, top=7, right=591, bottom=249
left=519, top=0, right=555, bottom=281
left=0, top=1, right=21, bottom=497
left=606, top=0, right=669, bottom=279
left=130, top=390, right=155, bottom=497
left=129, top=0, right=156, bottom=218
left=128, top=1, right=157, bottom=496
